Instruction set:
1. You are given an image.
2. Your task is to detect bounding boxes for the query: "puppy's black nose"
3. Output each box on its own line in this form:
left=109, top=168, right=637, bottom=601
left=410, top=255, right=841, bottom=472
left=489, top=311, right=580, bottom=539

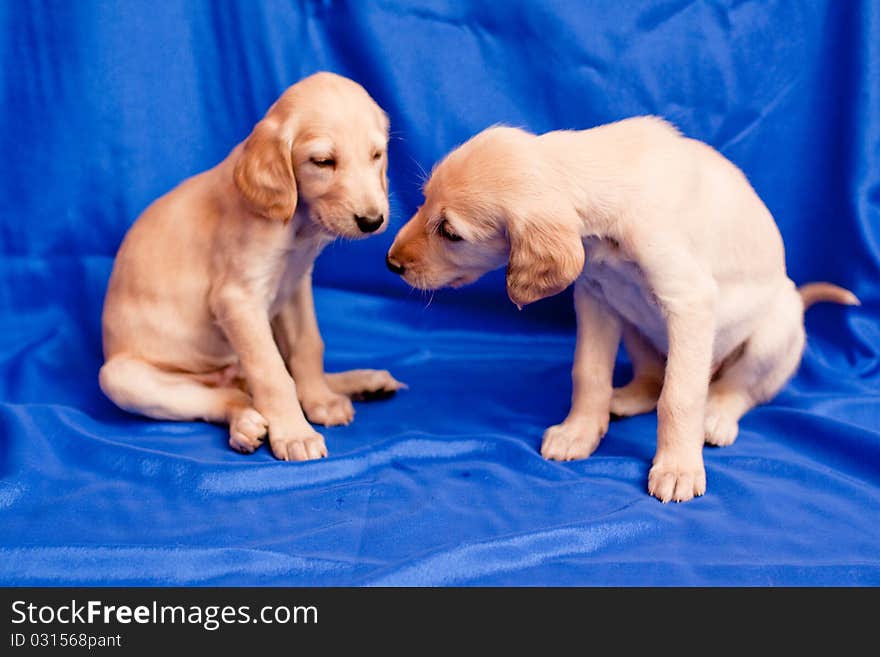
left=355, top=214, right=384, bottom=233
left=386, top=254, right=405, bottom=275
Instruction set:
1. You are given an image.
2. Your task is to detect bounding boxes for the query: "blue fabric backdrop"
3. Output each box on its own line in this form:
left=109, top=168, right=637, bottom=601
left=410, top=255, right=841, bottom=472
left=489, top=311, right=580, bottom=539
left=1, top=0, right=878, bottom=585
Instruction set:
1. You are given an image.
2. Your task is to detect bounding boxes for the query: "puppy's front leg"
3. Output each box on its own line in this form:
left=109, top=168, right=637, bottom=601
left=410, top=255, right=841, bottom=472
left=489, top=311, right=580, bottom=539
left=275, top=273, right=355, bottom=427
left=542, top=282, right=621, bottom=461
left=277, top=273, right=405, bottom=425
left=648, top=286, right=714, bottom=503
left=212, top=285, right=326, bottom=461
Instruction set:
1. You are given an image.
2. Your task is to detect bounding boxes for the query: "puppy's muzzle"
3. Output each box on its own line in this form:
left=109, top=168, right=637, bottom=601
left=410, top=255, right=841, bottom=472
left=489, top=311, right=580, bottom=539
left=355, top=214, right=384, bottom=234
left=385, top=254, right=405, bottom=275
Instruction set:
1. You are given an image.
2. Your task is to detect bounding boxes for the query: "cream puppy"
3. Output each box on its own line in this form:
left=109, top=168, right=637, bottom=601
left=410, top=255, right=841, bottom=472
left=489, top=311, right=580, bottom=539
left=386, top=117, right=858, bottom=502
left=101, top=72, right=404, bottom=461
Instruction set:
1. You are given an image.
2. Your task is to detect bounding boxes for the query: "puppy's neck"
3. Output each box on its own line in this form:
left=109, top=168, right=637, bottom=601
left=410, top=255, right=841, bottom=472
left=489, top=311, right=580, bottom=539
left=539, top=137, right=623, bottom=241
left=290, top=210, right=336, bottom=248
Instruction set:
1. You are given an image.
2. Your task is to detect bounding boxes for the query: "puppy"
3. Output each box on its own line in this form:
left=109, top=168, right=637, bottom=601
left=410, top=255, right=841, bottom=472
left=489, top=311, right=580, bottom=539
left=386, top=117, right=858, bottom=501
left=100, top=72, right=404, bottom=461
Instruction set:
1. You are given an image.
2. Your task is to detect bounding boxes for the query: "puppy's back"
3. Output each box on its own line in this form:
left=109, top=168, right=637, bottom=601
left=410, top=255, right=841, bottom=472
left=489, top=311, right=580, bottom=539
left=102, top=168, right=224, bottom=361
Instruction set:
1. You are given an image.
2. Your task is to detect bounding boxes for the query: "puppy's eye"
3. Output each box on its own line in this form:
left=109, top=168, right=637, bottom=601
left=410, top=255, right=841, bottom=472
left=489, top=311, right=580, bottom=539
left=372, top=151, right=383, bottom=161
left=310, top=157, right=336, bottom=168
left=438, top=219, right=463, bottom=242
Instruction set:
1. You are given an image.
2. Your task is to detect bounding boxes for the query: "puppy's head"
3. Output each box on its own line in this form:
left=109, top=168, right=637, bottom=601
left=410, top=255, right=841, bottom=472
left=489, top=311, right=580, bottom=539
left=386, top=127, right=585, bottom=306
left=233, top=72, right=390, bottom=238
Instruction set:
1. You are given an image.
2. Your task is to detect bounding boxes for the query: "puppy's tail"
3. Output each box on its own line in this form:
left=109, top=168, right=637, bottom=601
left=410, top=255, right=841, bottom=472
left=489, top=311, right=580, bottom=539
left=798, top=282, right=860, bottom=310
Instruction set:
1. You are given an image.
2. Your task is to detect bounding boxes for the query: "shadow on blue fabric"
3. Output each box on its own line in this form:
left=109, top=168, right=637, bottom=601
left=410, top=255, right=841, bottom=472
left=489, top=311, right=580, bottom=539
left=1, top=1, right=878, bottom=586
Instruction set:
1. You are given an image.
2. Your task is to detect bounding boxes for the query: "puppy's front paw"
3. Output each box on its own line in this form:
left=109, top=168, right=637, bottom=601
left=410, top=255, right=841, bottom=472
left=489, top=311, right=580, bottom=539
left=541, top=418, right=607, bottom=461
left=228, top=407, right=268, bottom=454
left=269, top=427, right=328, bottom=461
left=648, top=456, right=706, bottom=503
left=301, top=389, right=355, bottom=427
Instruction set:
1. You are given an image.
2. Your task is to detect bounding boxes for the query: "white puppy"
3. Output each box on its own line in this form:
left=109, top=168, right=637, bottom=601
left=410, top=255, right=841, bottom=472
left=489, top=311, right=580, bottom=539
left=386, top=117, right=858, bottom=502
left=101, top=72, right=404, bottom=461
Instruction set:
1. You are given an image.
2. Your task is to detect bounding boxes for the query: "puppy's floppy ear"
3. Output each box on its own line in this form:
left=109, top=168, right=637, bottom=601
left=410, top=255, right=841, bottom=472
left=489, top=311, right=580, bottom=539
left=506, top=213, right=585, bottom=307
left=233, top=119, right=297, bottom=222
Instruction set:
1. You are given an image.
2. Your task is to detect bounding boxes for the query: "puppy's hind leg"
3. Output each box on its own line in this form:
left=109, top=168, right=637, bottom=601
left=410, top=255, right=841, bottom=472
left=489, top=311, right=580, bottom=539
left=610, top=322, right=665, bottom=418
left=704, top=285, right=806, bottom=446
left=99, top=355, right=267, bottom=454
left=325, top=370, right=408, bottom=401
